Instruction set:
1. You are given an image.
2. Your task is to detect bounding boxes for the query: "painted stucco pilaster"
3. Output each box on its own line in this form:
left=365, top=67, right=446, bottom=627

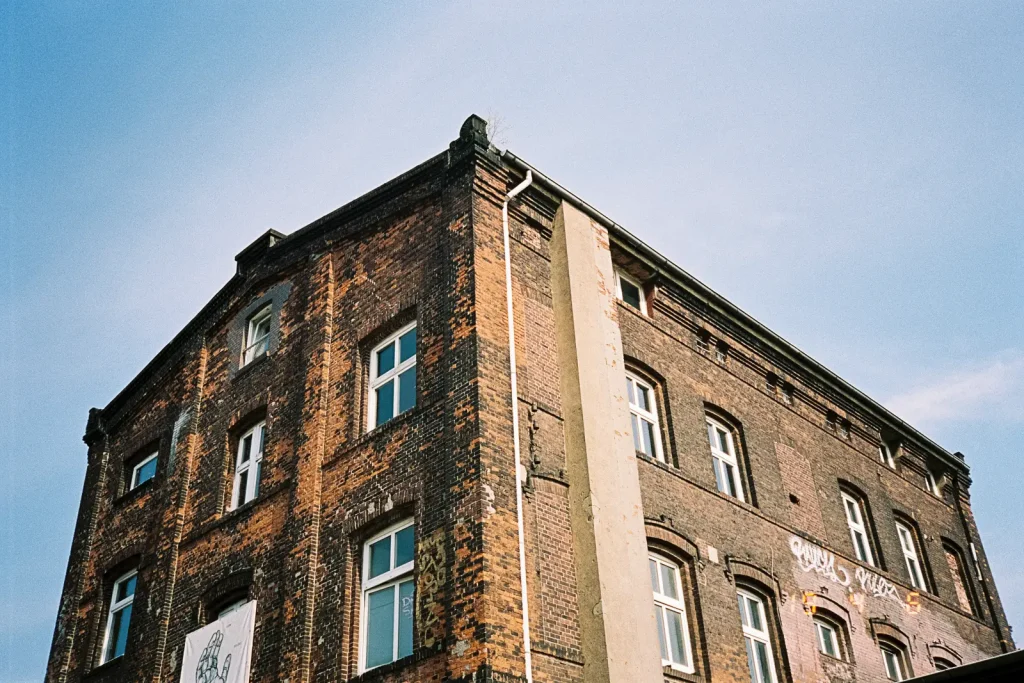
left=549, top=200, right=664, bottom=683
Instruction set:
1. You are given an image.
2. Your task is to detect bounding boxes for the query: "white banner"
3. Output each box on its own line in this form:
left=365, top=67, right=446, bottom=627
left=180, top=600, right=256, bottom=683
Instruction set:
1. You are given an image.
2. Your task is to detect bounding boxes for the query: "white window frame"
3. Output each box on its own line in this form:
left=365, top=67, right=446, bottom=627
left=925, top=470, right=942, bottom=497
left=737, top=588, right=777, bottom=683
left=813, top=616, right=842, bottom=660
left=880, top=641, right=908, bottom=681
left=626, top=371, right=664, bottom=462
left=100, top=569, right=137, bottom=664
left=841, top=491, right=875, bottom=566
left=230, top=421, right=265, bottom=510
left=879, top=443, right=896, bottom=468
left=707, top=416, right=745, bottom=502
left=649, top=553, right=695, bottom=673
left=241, top=305, right=272, bottom=367
left=129, top=451, right=158, bottom=490
left=367, top=321, right=417, bottom=430
left=360, top=519, right=415, bottom=673
left=896, top=522, right=926, bottom=590
left=615, top=269, right=646, bottom=315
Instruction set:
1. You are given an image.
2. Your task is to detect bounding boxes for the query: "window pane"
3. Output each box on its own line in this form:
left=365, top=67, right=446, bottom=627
left=135, top=458, right=157, bottom=486
left=399, top=328, right=416, bottom=362
left=253, top=460, right=262, bottom=498
left=375, top=382, right=395, bottom=426
left=738, top=594, right=750, bottom=628
left=240, top=435, right=252, bottom=463
left=745, top=637, right=758, bottom=683
left=666, top=609, right=688, bottom=666
left=649, top=559, right=659, bottom=592
left=395, top=526, right=414, bottom=567
left=855, top=534, right=869, bottom=562
left=717, top=428, right=729, bottom=453
left=365, top=587, right=396, bottom=668
left=724, top=462, right=738, bottom=497
left=376, top=343, right=395, bottom=376
left=621, top=280, right=642, bottom=309
left=631, top=414, right=642, bottom=452
left=635, top=384, right=649, bottom=411
left=641, top=419, right=656, bottom=456
left=659, top=564, right=678, bottom=600
left=707, top=422, right=716, bottom=445
left=369, top=537, right=392, bottom=579
left=236, top=471, right=248, bottom=508
left=655, top=605, right=669, bottom=661
left=748, top=597, right=763, bottom=631
left=714, top=459, right=728, bottom=495
left=626, top=378, right=636, bottom=405
left=109, top=604, right=132, bottom=659
left=398, top=580, right=414, bottom=659
left=755, top=640, right=772, bottom=683
left=398, top=367, right=416, bottom=414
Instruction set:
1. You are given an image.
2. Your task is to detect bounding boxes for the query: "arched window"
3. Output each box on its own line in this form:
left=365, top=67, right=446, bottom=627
left=626, top=371, right=665, bottom=462
left=649, top=553, right=694, bottom=673
left=879, top=638, right=910, bottom=681
left=839, top=486, right=878, bottom=567
left=737, top=587, right=778, bottom=683
left=933, top=657, right=957, bottom=671
left=706, top=415, right=744, bottom=501
left=100, top=569, right=137, bottom=664
left=894, top=517, right=928, bottom=591
left=813, top=614, right=847, bottom=661
left=361, top=519, right=415, bottom=672
left=942, top=540, right=978, bottom=616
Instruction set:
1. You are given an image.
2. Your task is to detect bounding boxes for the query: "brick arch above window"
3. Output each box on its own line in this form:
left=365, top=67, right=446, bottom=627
left=724, top=557, right=783, bottom=599
left=927, top=642, right=962, bottom=669
left=644, top=520, right=699, bottom=563
left=869, top=618, right=912, bottom=652
left=199, top=569, right=253, bottom=625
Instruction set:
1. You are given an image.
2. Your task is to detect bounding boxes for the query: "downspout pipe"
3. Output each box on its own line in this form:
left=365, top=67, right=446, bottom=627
left=502, top=169, right=534, bottom=683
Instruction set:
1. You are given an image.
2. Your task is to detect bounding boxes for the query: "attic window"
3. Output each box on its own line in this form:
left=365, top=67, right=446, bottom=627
left=615, top=269, right=646, bottom=314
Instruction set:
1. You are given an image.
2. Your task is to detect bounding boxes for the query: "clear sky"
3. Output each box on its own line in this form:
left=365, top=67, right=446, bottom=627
left=2, top=2, right=1022, bottom=679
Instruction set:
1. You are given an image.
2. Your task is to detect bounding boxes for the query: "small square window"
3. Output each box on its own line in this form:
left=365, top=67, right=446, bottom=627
left=129, top=451, right=158, bottom=491
left=615, top=270, right=646, bottom=314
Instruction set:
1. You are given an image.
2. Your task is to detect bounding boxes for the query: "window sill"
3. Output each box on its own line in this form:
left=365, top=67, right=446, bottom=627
left=351, top=653, right=418, bottom=682
left=85, top=655, right=124, bottom=678
left=233, top=351, right=271, bottom=380
left=662, top=664, right=701, bottom=682
left=114, top=477, right=156, bottom=506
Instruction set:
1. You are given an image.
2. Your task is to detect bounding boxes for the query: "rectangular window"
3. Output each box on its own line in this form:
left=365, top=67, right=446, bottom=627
left=879, top=443, right=896, bottom=468
left=361, top=520, right=415, bottom=672
left=841, top=492, right=875, bottom=566
left=649, top=554, right=694, bottom=672
left=101, top=570, right=137, bottom=663
left=737, top=589, right=777, bottom=683
left=707, top=417, right=744, bottom=501
left=231, top=421, right=265, bottom=510
left=814, top=618, right=840, bottom=659
left=241, top=305, right=272, bottom=366
left=129, top=451, right=158, bottom=490
left=615, top=269, right=646, bottom=314
left=944, top=545, right=975, bottom=615
left=368, top=322, right=417, bottom=429
left=925, top=470, right=942, bottom=497
left=896, top=522, right=926, bottom=590
left=626, top=372, right=664, bottom=462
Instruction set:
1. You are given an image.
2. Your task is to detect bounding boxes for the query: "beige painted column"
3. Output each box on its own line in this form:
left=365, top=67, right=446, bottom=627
left=550, top=200, right=664, bottom=682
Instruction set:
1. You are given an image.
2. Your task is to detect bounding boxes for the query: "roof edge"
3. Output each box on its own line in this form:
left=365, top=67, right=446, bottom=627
left=501, top=149, right=967, bottom=474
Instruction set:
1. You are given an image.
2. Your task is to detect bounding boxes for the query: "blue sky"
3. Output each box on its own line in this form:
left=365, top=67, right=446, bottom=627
left=2, top=2, right=1022, bottom=679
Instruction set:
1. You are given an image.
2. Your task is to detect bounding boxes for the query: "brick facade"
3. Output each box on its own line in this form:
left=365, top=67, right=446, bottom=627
left=47, top=117, right=1012, bottom=683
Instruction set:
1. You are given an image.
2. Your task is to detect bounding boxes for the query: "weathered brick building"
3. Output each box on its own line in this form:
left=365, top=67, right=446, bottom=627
left=47, top=116, right=1013, bottom=683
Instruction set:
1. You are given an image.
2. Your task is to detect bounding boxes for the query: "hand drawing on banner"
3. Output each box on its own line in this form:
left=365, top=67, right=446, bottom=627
left=196, top=630, right=232, bottom=683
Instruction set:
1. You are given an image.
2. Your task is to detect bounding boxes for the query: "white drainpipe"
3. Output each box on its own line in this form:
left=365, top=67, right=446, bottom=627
left=502, top=169, right=534, bottom=683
